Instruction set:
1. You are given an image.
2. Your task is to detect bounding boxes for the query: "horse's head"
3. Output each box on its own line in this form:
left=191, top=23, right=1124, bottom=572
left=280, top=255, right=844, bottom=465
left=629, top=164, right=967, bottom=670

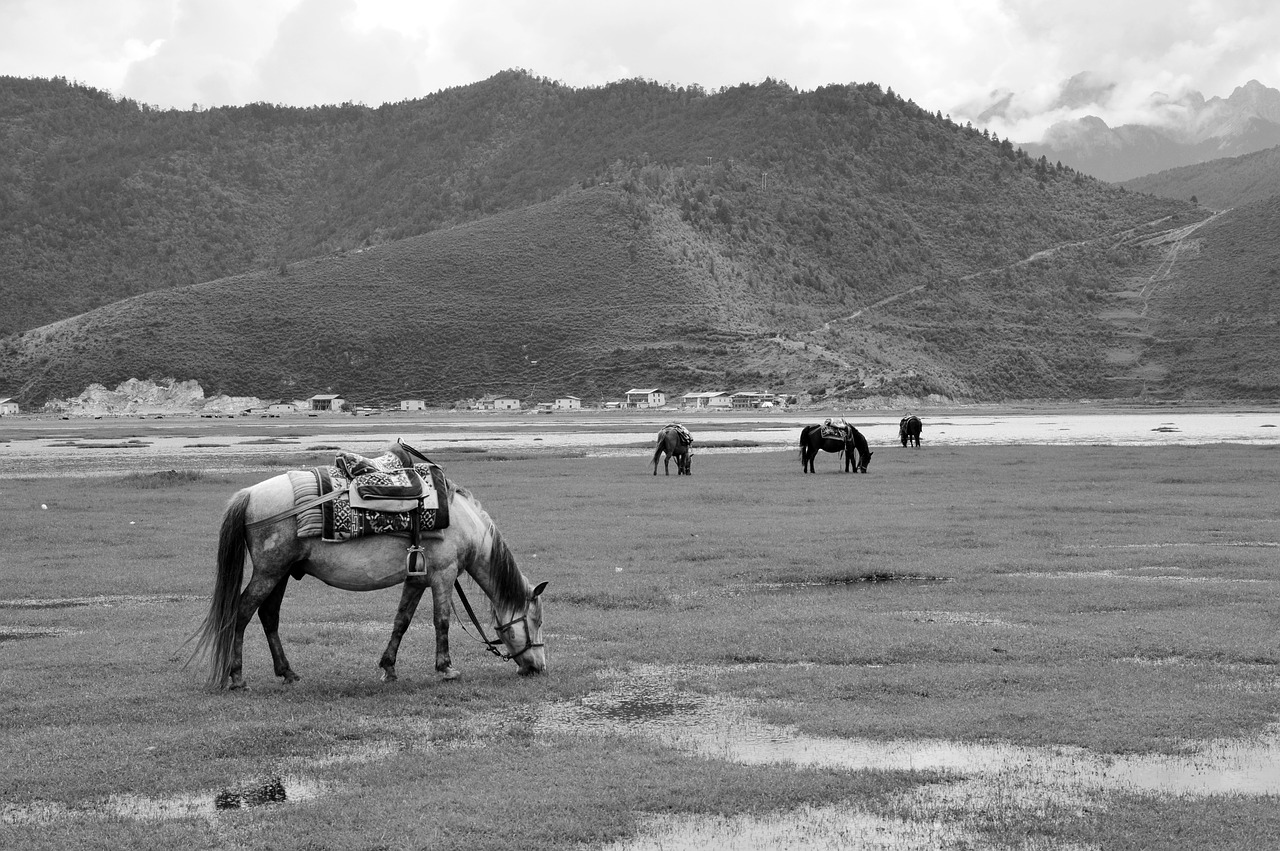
left=859, top=448, right=873, bottom=473
left=679, top=449, right=693, bottom=475
left=492, top=580, right=548, bottom=675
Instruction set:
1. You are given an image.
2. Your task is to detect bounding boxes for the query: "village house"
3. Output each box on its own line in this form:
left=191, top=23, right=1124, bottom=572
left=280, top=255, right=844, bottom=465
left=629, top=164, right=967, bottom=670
left=477, top=396, right=521, bottom=411
left=400, top=399, right=427, bottom=411
left=731, top=392, right=776, bottom=409
left=625, top=388, right=666, bottom=408
left=308, top=394, right=345, bottom=411
left=680, top=391, right=731, bottom=409
left=553, top=395, right=581, bottom=410
left=0, top=397, right=18, bottom=416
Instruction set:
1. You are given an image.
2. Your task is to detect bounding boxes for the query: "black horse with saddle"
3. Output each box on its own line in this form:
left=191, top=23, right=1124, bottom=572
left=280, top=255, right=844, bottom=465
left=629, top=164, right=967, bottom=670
left=800, top=419, right=872, bottom=473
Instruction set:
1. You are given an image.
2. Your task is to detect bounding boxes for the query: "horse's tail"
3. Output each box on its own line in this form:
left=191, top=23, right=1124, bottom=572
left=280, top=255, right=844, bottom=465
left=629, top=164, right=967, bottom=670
left=652, top=436, right=665, bottom=469
left=188, top=488, right=251, bottom=688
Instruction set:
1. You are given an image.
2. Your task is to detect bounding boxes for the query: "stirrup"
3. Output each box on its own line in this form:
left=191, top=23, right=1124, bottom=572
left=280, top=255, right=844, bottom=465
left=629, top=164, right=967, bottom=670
left=405, top=546, right=428, bottom=577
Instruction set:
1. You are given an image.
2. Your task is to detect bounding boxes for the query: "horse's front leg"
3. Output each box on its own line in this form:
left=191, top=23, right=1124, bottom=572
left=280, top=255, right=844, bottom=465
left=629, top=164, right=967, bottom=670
left=258, top=577, right=300, bottom=684
left=429, top=570, right=462, bottom=679
left=379, top=578, right=428, bottom=682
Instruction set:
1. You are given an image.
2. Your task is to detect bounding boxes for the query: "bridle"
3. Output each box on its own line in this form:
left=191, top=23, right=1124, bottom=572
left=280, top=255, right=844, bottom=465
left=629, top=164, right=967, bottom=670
left=452, top=578, right=543, bottom=664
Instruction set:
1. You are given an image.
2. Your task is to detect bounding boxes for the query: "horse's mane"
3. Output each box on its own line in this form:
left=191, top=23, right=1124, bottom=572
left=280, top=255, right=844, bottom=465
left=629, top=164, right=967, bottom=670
left=452, top=483, right=526, bottom=612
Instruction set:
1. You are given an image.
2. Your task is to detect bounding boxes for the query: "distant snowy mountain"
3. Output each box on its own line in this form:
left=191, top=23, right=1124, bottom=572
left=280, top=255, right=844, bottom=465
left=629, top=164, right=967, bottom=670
left=975, top=78, right=1280, bottom=182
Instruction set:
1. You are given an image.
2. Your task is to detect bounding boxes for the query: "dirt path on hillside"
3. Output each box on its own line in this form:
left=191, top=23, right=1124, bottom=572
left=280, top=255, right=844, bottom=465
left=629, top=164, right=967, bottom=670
left=1134, top=209, right=1229, bottom=315
left=808, top=211, right=1224, bottom=334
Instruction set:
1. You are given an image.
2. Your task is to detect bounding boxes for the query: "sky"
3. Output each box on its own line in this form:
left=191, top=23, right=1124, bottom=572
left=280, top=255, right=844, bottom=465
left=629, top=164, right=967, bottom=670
left=2, top=0, right=1278, bottom=141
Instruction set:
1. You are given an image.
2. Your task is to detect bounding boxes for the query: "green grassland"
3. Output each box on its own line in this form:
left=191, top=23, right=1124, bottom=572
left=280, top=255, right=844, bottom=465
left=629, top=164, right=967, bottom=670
left=2, top=442, right=1279, bottom=849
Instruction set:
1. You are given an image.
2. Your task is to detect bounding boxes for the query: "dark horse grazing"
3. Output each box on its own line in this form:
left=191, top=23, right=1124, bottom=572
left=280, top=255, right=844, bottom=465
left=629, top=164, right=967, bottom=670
left=799, top=423, right=873, bottom=473
left=653, top=424, right=693, bottom=475
left=899, top=415, right=923, bottom=448
left=189, top=473, right=547, bottom=689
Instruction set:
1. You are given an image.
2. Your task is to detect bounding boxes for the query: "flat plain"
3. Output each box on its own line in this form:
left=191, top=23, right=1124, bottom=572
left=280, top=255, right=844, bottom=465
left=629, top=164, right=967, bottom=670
left=2, top=424, right=1279, bottom=849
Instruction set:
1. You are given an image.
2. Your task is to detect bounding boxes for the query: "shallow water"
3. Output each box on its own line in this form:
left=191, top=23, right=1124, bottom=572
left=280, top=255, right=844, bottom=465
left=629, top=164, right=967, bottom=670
left=3, top=411, right=1279, bottom=477
left=543, top=665, right=1280, bottom=849
left=541, top=664, right=1280, bottom=796
left=1, top=774, right=330, bottom=826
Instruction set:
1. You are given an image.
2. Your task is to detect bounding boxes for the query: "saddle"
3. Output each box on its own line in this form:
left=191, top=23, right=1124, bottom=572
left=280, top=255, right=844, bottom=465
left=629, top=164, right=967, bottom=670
left=820, top=420, right=853, bottom=441
left=336, top=444, right=428, bottom=512
left=667, top=423, right=694, bottom=445
left=322, top=440, right=448, bottom=576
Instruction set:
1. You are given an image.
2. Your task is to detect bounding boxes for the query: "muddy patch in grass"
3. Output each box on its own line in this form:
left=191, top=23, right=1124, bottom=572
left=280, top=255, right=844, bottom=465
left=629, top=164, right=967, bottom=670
left=0, top=626, right=76, bottom=641
left=743, top=572, right=952, bottom=592
left=0, top=593, right=199, bottom=609
left=898, top=610, right=1023, bottom=628
left=1, top=774, right=332, bottom=826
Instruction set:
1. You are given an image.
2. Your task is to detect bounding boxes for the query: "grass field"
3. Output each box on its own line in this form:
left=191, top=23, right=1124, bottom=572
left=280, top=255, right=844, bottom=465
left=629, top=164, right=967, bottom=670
left=2, top=441, right=1279, bottom=849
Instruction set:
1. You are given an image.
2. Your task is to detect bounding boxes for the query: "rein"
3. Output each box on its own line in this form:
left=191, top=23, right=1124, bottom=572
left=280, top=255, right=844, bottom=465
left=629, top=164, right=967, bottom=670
left=451, top=579, right=543, bottom=664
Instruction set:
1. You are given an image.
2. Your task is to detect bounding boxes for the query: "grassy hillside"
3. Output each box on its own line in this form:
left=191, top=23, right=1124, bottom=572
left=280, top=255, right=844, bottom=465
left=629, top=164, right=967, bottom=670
left=1120, top=145, right=1280, bottom=210
left=0, top=185, right=1215, bottom=407
left=5, top=72, right=1253, bottom=406
left=2, top=73, right=1177, bottom=336
left=0, top=189, right=707, bottom=404
left=1141, top=196, right=1280, bottom=398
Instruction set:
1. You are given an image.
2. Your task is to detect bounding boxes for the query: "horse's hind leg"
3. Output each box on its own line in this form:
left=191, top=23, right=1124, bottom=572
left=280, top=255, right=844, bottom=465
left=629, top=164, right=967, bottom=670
left=227, top=570, right=289, bottom=690
left=258, top=578, right=300, bottom=684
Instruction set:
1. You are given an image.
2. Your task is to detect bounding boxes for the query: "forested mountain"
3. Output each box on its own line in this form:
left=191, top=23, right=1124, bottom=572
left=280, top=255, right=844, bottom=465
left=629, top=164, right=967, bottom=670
left=6, top=71, right=1274, bottom=406
left=1120, top=145, right=1280, bottom=210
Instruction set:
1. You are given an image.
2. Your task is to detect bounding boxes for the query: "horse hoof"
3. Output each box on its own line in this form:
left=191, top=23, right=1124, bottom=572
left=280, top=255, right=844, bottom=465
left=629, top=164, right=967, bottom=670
left=281, top=672, right=300, bottom=684
left=440, top=667, right=461, bottom=680
left=380, top=669, right=397, bottom=683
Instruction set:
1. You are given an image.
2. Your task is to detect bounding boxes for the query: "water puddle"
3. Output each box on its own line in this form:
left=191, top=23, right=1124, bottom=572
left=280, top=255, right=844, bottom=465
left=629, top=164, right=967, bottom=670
left=1095, top=541, right=1280, bottom=549
left=594, top=805, right=961, bottom=851
left=543, top=664, right=1280, bottom=848
left=1009, top=568, right=1269, bottom=585
left=1, top=774, right=330, bottom=826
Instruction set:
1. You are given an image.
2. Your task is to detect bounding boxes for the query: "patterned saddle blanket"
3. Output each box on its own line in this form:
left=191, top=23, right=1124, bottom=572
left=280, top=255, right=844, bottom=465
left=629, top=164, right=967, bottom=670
left=666, top=423, right=693, bottom=444
left=820, top=420, right=853, bottom=441
left=287, top=450, right=450, bottom=542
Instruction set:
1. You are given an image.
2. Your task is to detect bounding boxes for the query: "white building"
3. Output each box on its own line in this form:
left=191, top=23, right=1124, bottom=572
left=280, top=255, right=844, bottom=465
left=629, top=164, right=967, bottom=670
left=308, top=394, right=344, bottom=411
left=625, top=388, right=666, bottom=408
left=553, top=395, right=581, bottom=410
left=0, top=397, right=18, bottom=416
left=478, top=396, right=522, bottom=411
left=400, top=399, right=427, bottom=411
left=680, top=391, right=731, bottom=409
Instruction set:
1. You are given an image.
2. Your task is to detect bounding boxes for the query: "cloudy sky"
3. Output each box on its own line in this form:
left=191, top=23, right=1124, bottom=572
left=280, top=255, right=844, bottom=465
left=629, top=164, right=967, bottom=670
left=3, top=0, right=1277, bottom=141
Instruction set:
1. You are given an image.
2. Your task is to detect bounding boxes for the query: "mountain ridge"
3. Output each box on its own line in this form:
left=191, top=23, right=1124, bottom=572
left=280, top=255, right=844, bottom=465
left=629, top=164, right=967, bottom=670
left=5, top=72, right=1278, bottom=406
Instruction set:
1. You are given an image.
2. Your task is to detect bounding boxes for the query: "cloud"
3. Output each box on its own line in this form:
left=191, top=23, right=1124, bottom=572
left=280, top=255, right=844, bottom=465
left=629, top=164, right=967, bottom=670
left=1, top=0, right=1276, bottom=141
left=950, top=0, right=1280, bottom=139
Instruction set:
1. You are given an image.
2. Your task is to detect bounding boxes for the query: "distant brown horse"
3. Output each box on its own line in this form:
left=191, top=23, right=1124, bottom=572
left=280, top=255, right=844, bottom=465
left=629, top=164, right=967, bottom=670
left=799, top=423, right=872, bottom=473
left=653, top=425, right=693, bottom=475
left=899, top=415, right=922, bottom=448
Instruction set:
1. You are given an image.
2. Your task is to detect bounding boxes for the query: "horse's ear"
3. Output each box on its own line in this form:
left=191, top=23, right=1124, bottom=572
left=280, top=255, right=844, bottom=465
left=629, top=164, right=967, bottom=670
left=531, top=581, right=548, bottom=598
